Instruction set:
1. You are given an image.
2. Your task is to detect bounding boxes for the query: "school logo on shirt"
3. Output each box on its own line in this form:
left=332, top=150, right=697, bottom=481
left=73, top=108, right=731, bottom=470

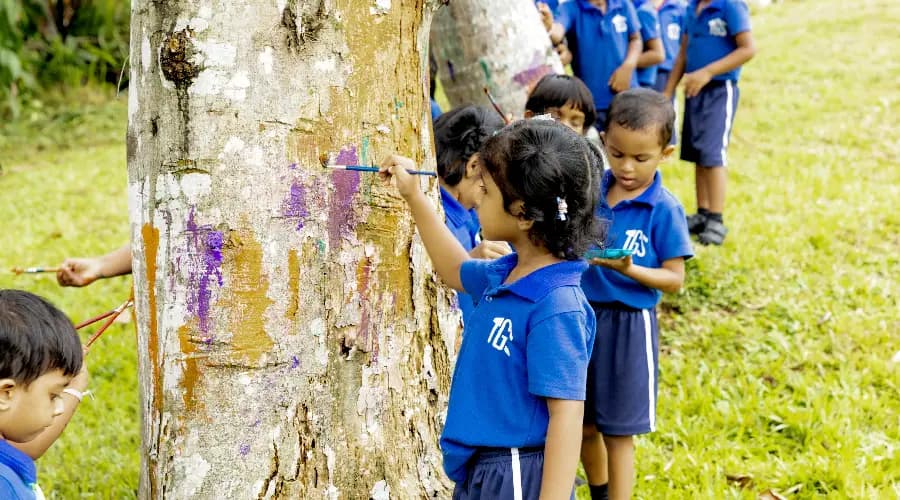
left=612, top=14, right=628, bottom=33
left=667, top=22, right=681, bottom=41
left=708, top=18, right=727, bottom=37
left=487, top=317, right=513, bottom=356
left=623, top=229, right=648, bottom=257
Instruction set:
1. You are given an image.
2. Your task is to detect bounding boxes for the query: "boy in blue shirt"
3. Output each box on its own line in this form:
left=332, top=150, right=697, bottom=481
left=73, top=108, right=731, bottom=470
left=652, top=0, right=687, bottom=95
left=545, top=0, right=643, bottom=130
left=631, top=0, right=665, bottom=88
left=581, top=89, right=693, bottom=500
left=663, top=0, right=756, bottom=245
left=1, top=290, right=85, bottom=499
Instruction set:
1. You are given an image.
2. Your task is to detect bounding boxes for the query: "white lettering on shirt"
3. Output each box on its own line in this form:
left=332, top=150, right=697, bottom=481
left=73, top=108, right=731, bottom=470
left=487, top=317, right=513, bottom=356
left=623, top=229, right=649, bottom=258
left=612, top=14, right=628, bottom=33
left=667, top=22, right=681, bottom=41
left=708, top=18, right=728, bottom=37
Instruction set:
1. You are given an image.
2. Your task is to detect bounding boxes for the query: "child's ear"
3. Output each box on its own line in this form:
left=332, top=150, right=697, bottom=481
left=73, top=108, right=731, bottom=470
left=510, top=201, right=535, bottom=230
left=0, top=379, right=16, bottom=411
left=523, top=110, right=535, bottom=119
left=465, top=153, right=481, bottom=178
left=661, top=144, right=676, bottom=160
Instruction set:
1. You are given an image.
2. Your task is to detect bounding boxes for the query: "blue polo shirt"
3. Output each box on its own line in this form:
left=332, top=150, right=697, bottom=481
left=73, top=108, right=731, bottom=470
left=535, top=0, right=560, bottom=16
left=0, top=439, right=38, bottom=499
left=684, top=0, right=752, bottom=81
left=657, top=0, right=687, bottom=72
left=632, top=0, right=662, bottom=86
left=582, top=170, right=693, bottom=309
left=440, top=254, right=596, bottom=482
left=441, top=187, right=481, bottom=322
left=557, top=0, right=641, bottom=111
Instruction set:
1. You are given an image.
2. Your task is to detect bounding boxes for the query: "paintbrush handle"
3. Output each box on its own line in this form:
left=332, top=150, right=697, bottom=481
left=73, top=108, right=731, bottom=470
left=11, top=267, right=60, bottom=274
left=338, top=165, right=437, bottom=177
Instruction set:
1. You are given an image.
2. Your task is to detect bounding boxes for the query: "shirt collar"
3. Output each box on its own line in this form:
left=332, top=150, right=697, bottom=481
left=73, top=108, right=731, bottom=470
left=577, top=0, right=625, bottom=13
left=690, top=0, right=725, bottom=15
left=601, top=169, right=664, bottom=207
left=440, top=186, right=473, bottom=228
left=485, top=253, right=589, bottom=302
left=0, top=439, right=37, bottom=484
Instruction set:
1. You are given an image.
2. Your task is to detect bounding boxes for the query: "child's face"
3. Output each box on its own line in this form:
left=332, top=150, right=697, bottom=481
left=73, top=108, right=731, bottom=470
left=602, top=123, right=674, bottom=192
left=530, top=102, right=587, bottom=135
left=0, top=369, right=70, bottom=443
left=456, top=154, right=486, bottom=210
left=475, top=171, right=520, bottom=242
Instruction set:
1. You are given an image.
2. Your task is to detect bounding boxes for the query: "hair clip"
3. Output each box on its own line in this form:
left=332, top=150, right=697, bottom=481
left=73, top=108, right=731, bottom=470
left=533, top=113, right=554, bottom=121
left=556, top=197, right=568, bottom=221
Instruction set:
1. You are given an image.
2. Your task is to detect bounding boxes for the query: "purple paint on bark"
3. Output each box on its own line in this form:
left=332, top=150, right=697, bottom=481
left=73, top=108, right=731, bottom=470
left=184, top=208, right=224, bottom=335
left=291, top=356, right=300, bottom=369
left=512, top=64, right=553, bottom=87
left=239, top=443, right=251, bottom=456
left=282, top=181, right=310, bottom=230
left=328, top=145, right=361, bottom=247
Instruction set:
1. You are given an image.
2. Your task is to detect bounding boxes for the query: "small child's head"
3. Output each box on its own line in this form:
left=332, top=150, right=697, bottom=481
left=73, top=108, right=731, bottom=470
left=0, top=290, right=82, bottom=443
left=434, top=105, right=506, bottom=210
left=524, top=74, right=596, bottom=135
left=478, top=119, right=604, bottom=259
left=602, top=88, right=676, bottom=191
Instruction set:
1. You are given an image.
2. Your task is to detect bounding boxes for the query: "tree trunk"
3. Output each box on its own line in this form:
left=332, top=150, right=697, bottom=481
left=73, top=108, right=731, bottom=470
left=127, top=1, right=459, bottom=497
left=430, top=0, right=563, bottom=118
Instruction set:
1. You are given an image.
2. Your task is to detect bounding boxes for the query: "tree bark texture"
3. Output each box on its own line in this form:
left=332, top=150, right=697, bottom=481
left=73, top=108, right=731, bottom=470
left=127, top=1, right=459, bottom=497
left=430, top=0, right=563, bottom=118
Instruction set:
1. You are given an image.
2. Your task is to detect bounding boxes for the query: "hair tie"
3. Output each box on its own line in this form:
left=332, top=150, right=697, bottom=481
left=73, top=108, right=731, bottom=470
left=556, top=197, right=568, bottom=221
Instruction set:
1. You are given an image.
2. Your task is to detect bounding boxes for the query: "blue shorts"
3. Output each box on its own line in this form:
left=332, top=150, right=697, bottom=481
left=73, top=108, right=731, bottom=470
left=585, top=303, right=659, bottom=436
left=680, top=80, right=739, bottom=167
left=453, top=447, right=573, bottom=500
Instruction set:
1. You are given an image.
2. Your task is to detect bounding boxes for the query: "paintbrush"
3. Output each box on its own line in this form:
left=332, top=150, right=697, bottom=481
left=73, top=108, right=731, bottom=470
left=11, top=266, right=60, bottom=275
left=320, top=153, right=436, bottom=176
left=483, top=86, right=511, bottom=124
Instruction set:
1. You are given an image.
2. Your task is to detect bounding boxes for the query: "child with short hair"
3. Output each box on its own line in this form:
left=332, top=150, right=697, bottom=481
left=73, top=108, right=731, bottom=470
left=581, top=88, right=693, bottom=500
left=381, top=120, right=604, bottom=499
left=434, top=106, right=511, bottom=322
left=1, top=289, right=85, bottom=498
left=524, top=73, right=597, bottom=136
left=631, top=0, right=666, bottom=88
left=545, top=0, right=643, bottom=130
left=663, top=0, right=756, bottom=245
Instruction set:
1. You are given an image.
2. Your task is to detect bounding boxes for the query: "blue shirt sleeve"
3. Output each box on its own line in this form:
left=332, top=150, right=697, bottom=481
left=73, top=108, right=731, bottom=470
left=556, top=1, right=576, bottom=33
left=526, top=297, right=592, bottom=400
left=459, top=259, right=491, bottom=305
left=725, top=0, right=752, bottom=35
left=652, top=199, right=694, bottom=262
left=624, top=1, right=641, bottom=37
left=637, top=7, right=660, bottom=41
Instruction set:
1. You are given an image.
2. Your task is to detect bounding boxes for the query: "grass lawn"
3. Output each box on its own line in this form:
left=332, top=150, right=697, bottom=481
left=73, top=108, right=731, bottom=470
left=1, top=0, right=898, bottom=497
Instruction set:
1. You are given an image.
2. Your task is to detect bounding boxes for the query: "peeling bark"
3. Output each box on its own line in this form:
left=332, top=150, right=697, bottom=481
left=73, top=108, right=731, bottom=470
left=430, top=0, right=564, bottom=118
left=128, top=1, right=459, bottom=497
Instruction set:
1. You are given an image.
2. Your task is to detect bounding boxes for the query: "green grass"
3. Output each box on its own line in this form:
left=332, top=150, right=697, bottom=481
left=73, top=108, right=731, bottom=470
left=2, top=0, right=899, bottom=497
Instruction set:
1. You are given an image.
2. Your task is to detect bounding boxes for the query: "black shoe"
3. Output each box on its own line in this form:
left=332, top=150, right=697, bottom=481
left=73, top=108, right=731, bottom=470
left=698, top=219, right=728, bottom=245
left=686, top=213, right=707, bottom=235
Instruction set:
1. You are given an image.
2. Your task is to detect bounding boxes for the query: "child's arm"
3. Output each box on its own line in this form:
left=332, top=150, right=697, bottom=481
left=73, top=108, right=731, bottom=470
left=14, top=359, right=89, bottom=460
left=637, top=36, right=665, bottom=68
left=380, top=155, right=469, bottom=291
left=608, top=35, right=642, bottom=93
left=540, top=398, right=584, bottom=500
left=590, top=255, right=685, bottom=293
left=663, top=34, right=688, bottom=98
left=683, top=30, right=755, bottom=97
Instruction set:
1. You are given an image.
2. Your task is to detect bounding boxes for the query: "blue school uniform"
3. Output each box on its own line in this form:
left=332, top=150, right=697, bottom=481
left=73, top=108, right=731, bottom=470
left=582, top=170, right=692, bottom=435
left=535, top=0, right=560, bottom=16
left=440, top=187, right=480, bottom=322
left=441, top=254, right=595, bottom=492
left=431, top=98, right=443, bottom=123
left=680, top=0, right=751, bottom=166
left=556, top=0, right=641, bottom=114
left=653, top=0, right=687, bottom=93
left=632, top=0, right=662, bottom=87
left=0, top=440, right=39, bottom=499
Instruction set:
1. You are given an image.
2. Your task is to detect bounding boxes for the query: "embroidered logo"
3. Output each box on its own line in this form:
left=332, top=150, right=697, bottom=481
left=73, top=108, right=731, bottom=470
left=487, top=317, right=513, bottom=356
left=623, top=229, right=649, bottom=258
left=612, top=14, right=628, bottom=33
left=708, top=18, right=727, bottom=37
left=667, top=22, right=681, bottom=41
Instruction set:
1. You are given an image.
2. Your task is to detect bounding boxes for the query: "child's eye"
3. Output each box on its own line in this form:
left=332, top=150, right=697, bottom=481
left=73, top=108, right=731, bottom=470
left=636, top=156, right=651, bottom=162
left=610, top=152, right=624, bottom=158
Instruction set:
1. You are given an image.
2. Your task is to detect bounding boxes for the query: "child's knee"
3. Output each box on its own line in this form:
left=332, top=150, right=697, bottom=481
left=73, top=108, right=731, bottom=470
left=582, top=424, right=600, bottom=440
left=602, top=434, right=634, bottom=452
